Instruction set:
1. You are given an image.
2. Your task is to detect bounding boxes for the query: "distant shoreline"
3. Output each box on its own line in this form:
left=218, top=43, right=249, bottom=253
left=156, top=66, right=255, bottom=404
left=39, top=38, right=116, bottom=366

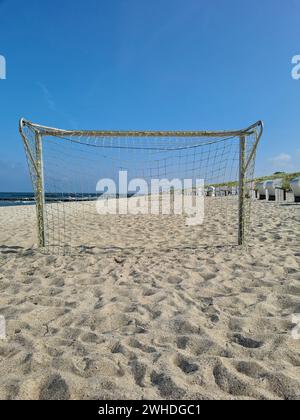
left=0, top=192, right=137, bottom=207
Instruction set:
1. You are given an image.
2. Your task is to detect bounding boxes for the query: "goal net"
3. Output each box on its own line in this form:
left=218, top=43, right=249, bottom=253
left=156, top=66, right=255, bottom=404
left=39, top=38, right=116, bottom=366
left=20, top=119, right=263, bottom=254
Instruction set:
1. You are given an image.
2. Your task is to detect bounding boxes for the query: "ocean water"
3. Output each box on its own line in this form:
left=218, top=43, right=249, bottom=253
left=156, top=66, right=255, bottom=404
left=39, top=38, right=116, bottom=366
left=0, top=192, right=35, bottom=207
left=0, top=192, right=134, bottom=207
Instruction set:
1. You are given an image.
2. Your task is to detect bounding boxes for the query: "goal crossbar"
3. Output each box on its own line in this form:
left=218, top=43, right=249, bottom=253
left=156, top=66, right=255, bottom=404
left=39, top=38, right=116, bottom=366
left=20, top=118, right=263, bottom=139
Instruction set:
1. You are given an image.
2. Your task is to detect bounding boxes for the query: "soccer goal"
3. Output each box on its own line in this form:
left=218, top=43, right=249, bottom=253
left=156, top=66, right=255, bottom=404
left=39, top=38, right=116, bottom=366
left=20, top=119, right=263, bottom=254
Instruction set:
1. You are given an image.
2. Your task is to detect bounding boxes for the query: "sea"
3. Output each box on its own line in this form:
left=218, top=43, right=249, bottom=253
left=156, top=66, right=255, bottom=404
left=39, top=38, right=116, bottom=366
left=0, top=192, right=136, bottom=207
left=0, top=192, right=36, bottom=207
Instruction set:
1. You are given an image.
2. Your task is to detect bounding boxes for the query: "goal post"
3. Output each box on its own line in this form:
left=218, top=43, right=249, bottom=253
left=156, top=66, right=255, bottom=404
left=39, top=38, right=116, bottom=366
left=19, top=118, right=263, bottom=254
left=238, top=135, right=246, bottom=246
left=19, top=119, right=46, bottom=247
left=34, top=131, right=46, bottom=247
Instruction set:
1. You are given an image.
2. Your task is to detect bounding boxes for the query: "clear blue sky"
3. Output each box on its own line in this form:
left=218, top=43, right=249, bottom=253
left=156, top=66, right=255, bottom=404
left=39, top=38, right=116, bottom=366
left=0, top=0, right=299, bottom=191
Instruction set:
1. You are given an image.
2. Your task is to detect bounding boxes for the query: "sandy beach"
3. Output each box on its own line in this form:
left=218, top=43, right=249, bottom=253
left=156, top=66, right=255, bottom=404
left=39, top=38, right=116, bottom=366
left=0, top=198, right=299, bottom=400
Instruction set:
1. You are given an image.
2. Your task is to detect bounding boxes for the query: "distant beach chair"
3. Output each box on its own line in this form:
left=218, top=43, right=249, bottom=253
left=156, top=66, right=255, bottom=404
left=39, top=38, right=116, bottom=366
left=215, top=186, right=226, bottom=197
left=290, top=177, right=300, bottom=202
left=221, top=186, right=230, bottom=196
left=246, top=181, right=256, bottom=199
left=275, top=186, right=286, bottom=202
left=256, top=181, right=267, bottom=200
left=207, top=186, right=215, bottom=197
left=265, top=179, right=283, bottom=201
left=231, top=186, right=238, bottom=196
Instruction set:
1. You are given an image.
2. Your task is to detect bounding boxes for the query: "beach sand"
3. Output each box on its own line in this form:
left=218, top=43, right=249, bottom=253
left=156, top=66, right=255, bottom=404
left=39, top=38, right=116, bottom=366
left=0, top=198, right=299, bottom=400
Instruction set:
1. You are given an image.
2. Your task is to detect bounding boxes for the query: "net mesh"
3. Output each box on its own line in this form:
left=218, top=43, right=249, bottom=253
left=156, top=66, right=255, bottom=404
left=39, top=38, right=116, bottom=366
left=20, top=120, right=262, bottom=254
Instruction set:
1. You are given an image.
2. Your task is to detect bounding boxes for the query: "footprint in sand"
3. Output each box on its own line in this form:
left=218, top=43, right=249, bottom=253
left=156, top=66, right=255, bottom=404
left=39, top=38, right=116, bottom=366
left=174, top=354, right=199, bottom=374
left=232, top=333, right=263, bottom=349
left=176, top=336, right=189, bottom=350
left=39, top=374, right=70, bottom=400
left=129, top=360, right=147, bottom=387
left=150, top=371, right=185, bottom=399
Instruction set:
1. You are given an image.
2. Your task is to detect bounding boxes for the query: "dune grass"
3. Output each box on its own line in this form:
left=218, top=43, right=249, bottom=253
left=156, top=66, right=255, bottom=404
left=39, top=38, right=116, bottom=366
left=209, top=171, right=300, bottom=190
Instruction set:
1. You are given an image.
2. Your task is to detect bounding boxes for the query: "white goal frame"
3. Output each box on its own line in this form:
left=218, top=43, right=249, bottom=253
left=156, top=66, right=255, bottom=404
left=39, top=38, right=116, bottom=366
left=19, top=118, right=263, bottom=251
